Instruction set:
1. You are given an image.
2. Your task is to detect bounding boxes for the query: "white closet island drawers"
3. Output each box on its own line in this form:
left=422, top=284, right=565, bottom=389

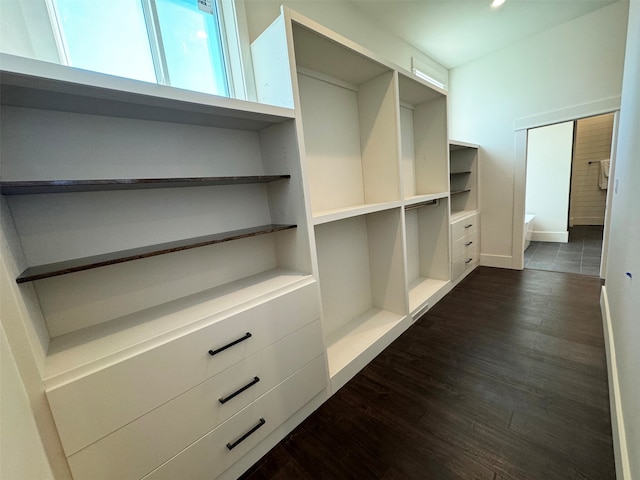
left=65, top=320, right=325, bottom=480
left=45, top=279, right=321, bottom=459
left=451, top=212, right=480, bottom=283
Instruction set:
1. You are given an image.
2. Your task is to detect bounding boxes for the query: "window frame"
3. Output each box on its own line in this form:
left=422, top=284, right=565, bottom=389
left=44, top=0, right=255, bottom=101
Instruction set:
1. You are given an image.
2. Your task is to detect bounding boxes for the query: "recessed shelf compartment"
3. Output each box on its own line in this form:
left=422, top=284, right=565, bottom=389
left=314, top=209, right=407, bottom=391
left=1, top=55, right=313, bottom=357
left=293, top=24, right=401, bottom=218
left=0, top=176, right=290, bottom=195
left=16, top=224, right=296, bottom=283
left=398, top=71, right=448, bottom=200
left=44, top=269, right=314, bottom=386
left=449, top=141, right=479, bottom=215
left=404, top=197, right=451, bottom=318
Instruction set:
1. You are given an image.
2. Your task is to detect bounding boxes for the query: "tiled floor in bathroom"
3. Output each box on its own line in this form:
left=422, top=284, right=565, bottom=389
left=524, top=225, right=604, bottom=276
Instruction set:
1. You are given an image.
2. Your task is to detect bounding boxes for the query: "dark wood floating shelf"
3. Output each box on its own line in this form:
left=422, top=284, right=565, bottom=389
left=0, top=175, right=290, bottom=195
left=16, top=224, right=296, bottom=284
left=449, top=171, right=472, bottom=176
left=450, top=189, right=472, bottom=195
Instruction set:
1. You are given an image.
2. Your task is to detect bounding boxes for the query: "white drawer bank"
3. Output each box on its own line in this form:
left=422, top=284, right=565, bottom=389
left=45, top=280, right=325, bottom=479
left=451, top=212, right=480, bottom=283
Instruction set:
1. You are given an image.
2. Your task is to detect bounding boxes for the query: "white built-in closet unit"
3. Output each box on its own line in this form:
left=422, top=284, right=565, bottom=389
left=0, top=7, right=465, bottom=479
left=449, top=141, right=481, bottom=283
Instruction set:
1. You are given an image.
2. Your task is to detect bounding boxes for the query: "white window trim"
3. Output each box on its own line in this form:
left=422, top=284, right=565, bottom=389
left=41, top=0, right=254, bottom=101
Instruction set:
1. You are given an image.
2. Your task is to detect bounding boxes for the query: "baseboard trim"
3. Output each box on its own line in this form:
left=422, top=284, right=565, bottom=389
left=531, top=231, right=569, bottom=243
left=570, top=217, right=605, bottom=226
left=479, top=254, right=512, bottom=269
left=600, top=286, right=631, bottom=480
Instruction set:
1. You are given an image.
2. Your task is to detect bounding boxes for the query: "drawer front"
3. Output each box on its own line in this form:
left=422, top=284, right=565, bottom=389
left=452, top=245, right=479, bottom=281
left=451, top=213, right=479, bottom=242
left=67, top=320, right=326, bottom=480
left=142, top=354, right=327, bottom=480
left=452, top=231, right=479, bottom=262
left=47, top=281, right=320, bottom=457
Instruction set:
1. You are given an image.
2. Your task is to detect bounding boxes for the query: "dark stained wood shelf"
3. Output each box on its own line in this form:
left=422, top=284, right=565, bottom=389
left=16, top=224, right=296, bottom=283
left=450, top=189, right=472, bottom=195
left=0, top=175, right=290, bottom=195
left=449, top=171, right=472, bottom=175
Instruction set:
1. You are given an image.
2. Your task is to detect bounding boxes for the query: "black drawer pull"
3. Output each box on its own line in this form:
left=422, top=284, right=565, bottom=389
left=226, top=418, right=266, bottom=450
left=208, top=332, right=252, bottom=356
left=464, top=224, right=473, bottom=229
left=219, top=377, right=260, bottom=404
left=465, top=258, right=473, bottom=264
left=465, top=241, right=473, bottom=246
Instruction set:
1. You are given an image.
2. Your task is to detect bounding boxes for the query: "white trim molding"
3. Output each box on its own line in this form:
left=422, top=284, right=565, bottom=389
left=514, top=96, right=622, bottom=131
left=530, top=231, right=569, bottom=243
left=600, top=286, right=632, bottom=480
left=480, top=254, right=513, bottom=269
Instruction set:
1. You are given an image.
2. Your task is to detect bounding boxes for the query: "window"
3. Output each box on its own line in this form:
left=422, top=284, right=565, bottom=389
left=47, top=0, right=249, bottom=99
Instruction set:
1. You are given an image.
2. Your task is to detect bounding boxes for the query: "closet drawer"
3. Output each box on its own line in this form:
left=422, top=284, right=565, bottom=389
left=451, top=213, right=479, bottom=242
left=452, top=231, right=479, bottom=262
left=67, top=320, right=325, bottom=480
left=142, top=354, right=327, bottom=480
left=46, top=281, right=320, bottom=457
left=452, top=245, right=479, bottom=281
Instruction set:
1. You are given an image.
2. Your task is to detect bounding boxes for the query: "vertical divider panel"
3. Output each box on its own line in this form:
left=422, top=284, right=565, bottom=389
left=358, top=71, right=401, bottom=205
left=414, top=97, right=449, bottom=195
left=367, top=208, right=407, bottom=316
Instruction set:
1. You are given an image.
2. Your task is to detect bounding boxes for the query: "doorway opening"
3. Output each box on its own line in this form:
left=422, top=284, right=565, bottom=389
left=523, top=112, right=615, bottom=276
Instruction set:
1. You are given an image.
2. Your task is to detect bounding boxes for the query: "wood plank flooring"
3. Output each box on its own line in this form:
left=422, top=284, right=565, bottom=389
left=240, top=267, right=615, bottom=480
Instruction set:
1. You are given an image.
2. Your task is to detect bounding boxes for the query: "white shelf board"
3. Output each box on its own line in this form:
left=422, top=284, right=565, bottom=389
left=313, top=201, right=402, bottom=225
left=408, top=277, right=451, bottom=319
left=325, top=308, right=410, bottom=392
left=44, top=269, right=314, bottom=386
left=404, top=192, right=449, bottom=207
left=449, top=140, right=479, bottom=150
left=0, top=53, right=294, bottom=131
left=450, top=209, right=480, bottom=224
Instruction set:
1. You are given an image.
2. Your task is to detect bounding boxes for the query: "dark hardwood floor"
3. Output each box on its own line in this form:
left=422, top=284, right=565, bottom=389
left=240, top=267, right=615, bottom=480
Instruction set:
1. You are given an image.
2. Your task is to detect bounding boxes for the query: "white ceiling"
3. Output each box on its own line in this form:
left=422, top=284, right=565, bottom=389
left=349, top=0, right=619, bottom=68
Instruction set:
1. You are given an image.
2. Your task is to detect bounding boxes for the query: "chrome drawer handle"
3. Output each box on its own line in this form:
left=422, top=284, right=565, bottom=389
left=465, top=258, right=473, bottom=264
left=465, top=241, right=473, bottom=246
left=226, top=418, right=266, bottom=450
left=464, top=224, right=473, bottom=229
left=208, top=332, right=252, bottom=356
left=219, top=377, right=260, bottom=404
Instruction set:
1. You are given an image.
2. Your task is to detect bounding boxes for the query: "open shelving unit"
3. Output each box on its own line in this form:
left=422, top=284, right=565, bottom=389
left=449, top=141, right=479, bottom=219
left=398, top=72, right=449, bottom=203
left=252, top=10, right=454, bottom=394
left=291, top=23, right=401, bottom=222
left=314, top=209, right=407, bottom=391
left=0, top=53, right=314, bottom=381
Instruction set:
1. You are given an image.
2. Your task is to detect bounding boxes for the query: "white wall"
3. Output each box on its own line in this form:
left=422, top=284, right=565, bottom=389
left=0, top=0, right=59, bottom=62
left=244, top=0, right=444, bottom=76
left=0, top=323, right=54, bottom=480
left=448, top=1, right=628, bottom=268
left=525, top=121, right=574, bottom=242
left=605, top=0, right=640, bottom=477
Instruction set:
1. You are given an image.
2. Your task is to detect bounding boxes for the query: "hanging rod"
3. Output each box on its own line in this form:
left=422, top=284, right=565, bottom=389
left=405, top=199, right=439, bottom=211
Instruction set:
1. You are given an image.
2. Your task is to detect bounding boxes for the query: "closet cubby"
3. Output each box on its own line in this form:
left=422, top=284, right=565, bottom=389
left=0, top=54, right=314, bottom=383
left=449, top=141, right=479, bottom=219
left=404, top=198, right=451, bottom=318
left=292, top=23, right=401, bottom=223
left=314, top=208, right=408, bottom=392
left=398, top=72, right=449, bottom=203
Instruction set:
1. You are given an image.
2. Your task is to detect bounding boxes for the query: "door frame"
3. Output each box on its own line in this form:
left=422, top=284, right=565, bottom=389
left=511, top=96, right=621, bottom=276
